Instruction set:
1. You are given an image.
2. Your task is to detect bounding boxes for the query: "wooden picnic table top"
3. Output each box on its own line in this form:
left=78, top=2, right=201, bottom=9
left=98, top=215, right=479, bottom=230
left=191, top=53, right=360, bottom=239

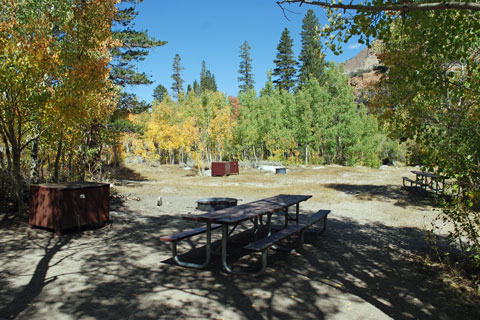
left=411, top=170, right=435, bottom=177
left=411, top=170, right=448, bottom=179
left=184, top=194, right=312, bottom=225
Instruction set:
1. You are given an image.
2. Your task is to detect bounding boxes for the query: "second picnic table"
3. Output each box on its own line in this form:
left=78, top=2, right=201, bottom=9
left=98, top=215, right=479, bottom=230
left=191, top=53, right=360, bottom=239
left=404, top=170, right=448, bottom=194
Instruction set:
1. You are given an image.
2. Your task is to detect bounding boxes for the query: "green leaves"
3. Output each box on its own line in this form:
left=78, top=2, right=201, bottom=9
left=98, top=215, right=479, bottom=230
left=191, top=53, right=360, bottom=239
left=234, top=64, right=385, bottom=165
left=366, top=8, right=480, bottom=262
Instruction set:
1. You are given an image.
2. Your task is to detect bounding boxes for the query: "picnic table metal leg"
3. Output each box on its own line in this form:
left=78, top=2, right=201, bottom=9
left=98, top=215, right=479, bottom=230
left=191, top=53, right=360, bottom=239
left=299, top=231, right=306, bottom=251
left=283, top=205, right=300, bottom=228
left=303, top=214, right=328, bottom=239
left=221, top=224, right=233, bottom=273
left=172, top=222, right=213, bottom=269
left=318, top=215, right=328, bottom=235
left=266, top=213, right=272, bottom=236
left=221, top=222, right=270, bottom=277
left=295, top=203, right=299, bottom=224
left=252, top=217, right=261, bottom=239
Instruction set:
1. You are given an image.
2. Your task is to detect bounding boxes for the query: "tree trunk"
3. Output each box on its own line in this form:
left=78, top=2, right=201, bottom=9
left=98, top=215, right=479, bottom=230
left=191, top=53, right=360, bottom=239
left=6, top=137, right=25, bottom=217
left=12, top=149, right=24, bottom=214
left=336, top=136, right=343, bottom=165
left=54, top=129, right=64, bottom=183
left=196, top=151, right=204, bottom=176
left=67, top=150, right=73, bottom=178
left=80, top=137, right=87, bottom=181
left=305, top=145, right=309, bottom=165
left=30, top=137, right=40, bottom=184
left=0, top=148, right=4, bottom=169
left=113, top=135, right=119, bottom=168
left=2, top=122, right=26, bottom=217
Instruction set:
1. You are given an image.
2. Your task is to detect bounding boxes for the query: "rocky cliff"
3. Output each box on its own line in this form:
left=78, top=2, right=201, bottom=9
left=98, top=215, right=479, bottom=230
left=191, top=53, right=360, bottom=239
left=341, top=47, right=382, bottom=100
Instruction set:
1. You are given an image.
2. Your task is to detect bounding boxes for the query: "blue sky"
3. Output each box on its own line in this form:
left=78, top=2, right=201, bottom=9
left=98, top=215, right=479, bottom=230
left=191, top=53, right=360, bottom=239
left=123, top=0, right=364, bottom=103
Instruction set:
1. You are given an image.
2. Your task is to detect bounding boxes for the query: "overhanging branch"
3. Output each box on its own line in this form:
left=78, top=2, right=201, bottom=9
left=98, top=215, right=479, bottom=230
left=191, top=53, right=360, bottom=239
left=277, top=0, right=480, bottom=12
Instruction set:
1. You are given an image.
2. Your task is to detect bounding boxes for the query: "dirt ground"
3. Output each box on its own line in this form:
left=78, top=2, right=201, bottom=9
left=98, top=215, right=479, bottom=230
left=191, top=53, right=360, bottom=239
left=1, top=163, right=479, bottom=319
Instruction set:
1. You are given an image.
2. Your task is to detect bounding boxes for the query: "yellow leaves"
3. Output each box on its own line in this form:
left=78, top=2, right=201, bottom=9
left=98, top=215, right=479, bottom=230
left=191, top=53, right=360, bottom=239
left=208, top=104, right=235, bottom=143
left=0, top=0, right=118, bottom=134
left=182, top=116, right=200, bottom=149
left=130, top=91, right=237, bottom=162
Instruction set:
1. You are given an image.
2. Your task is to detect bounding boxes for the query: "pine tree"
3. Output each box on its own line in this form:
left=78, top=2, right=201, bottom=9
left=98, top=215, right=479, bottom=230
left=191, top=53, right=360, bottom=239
left=200, top=60, right=208, bottom=91
left=210, top=74, right=217, bottom=92
left=273, top=28, right=297, bottom=92
left=111, top=0, right=166, bottom=111
left=238, top=41, right=255, bottom=93
left=298, top=9, right=326, bottom=88
left=200, top=60, right=218, bottom=92
left=193, top=80, right=201, bottom=96
left=153, top=84, right=168, bottom=102
left=171, top=54, right=185, bottom=100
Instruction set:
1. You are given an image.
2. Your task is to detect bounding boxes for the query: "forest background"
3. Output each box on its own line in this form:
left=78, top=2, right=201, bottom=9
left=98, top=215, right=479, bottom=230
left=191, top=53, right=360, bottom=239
left=0, top=0, right=478, bottom=269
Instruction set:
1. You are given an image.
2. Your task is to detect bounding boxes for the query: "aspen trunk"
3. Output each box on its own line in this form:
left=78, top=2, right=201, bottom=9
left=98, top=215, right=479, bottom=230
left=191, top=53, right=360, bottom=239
left=30, top=138, right=39, bottom=184
left=54, top=129, right=64, bottom=183
left=113, top=135, right=119, bottom=168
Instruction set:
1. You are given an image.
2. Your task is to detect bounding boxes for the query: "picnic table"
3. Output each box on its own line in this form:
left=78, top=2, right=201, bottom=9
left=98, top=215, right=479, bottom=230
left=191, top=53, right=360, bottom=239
left=403, top=170, right=448, bottom=194
left=161, top=194, right=330, bottom=276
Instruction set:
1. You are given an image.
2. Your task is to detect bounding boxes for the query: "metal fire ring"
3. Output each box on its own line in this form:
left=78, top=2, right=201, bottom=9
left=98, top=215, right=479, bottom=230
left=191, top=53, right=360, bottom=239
left=196, top=197, right=238, bottom=211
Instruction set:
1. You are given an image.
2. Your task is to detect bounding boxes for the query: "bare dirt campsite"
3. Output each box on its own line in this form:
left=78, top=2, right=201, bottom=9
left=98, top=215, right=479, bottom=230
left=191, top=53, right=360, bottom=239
left=1, top=163, right=479, bottom=319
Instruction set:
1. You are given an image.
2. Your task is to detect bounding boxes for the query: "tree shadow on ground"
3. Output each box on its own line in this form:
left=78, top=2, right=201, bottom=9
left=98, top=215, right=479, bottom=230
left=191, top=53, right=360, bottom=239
left=325, top=183, right=437, bottom=208
left=0, top=234, right=72, bottom=319
left=3, top=201, right=478, bottom=320
left=108, top=166, right=149, bottom=188
left=0, top=195, right=130, bottom=320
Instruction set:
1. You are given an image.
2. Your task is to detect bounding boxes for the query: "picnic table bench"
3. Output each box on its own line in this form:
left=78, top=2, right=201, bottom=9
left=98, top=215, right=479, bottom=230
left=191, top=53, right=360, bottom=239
left=244, top=210, right=330, bottom=276
left=160, top=194, right=330, bottom=276
left=402, top=176, right=428, bottom=188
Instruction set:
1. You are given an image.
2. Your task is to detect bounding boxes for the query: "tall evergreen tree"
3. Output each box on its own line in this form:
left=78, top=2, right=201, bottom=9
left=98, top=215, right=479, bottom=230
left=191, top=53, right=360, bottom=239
left=298, top=9, right=326, bottom=88
left=193, top=80, right=201, bottom=96
left=153, top=84, right=168, bottom=102
left=111, top=0, right=167, bottom=112
left=200, top=60, right=208, bottom=91
left=200, top=60, right=218, bottom=92
left=171, top=54, right=185, bottom=100
left=208, top=73, right=217, bottom=92
left=238, top=41, right=255, bottom=93
left=273, top=28, right=297, bottom=92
